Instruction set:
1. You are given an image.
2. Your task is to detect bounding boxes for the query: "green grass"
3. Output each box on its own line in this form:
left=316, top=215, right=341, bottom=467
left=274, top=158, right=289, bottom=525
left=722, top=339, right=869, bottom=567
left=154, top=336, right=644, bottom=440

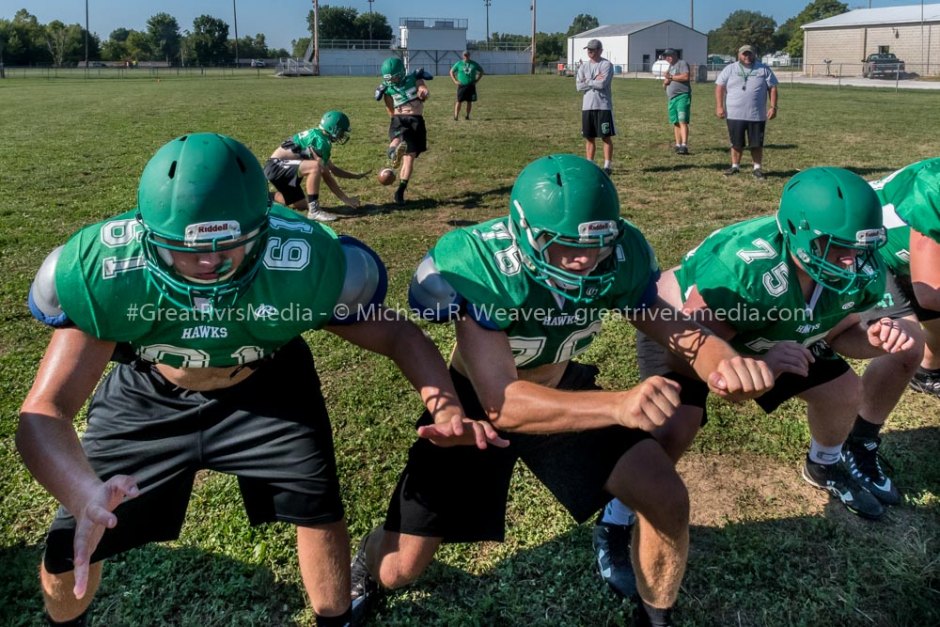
left=0, top=75, right=938, bottom=626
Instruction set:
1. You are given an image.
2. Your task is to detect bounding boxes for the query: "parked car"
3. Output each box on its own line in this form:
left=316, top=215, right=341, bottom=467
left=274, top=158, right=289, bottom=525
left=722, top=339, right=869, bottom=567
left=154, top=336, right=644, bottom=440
left=862, top=53, right=905, bottom=79
left=250, top=59, right=266, bottom=68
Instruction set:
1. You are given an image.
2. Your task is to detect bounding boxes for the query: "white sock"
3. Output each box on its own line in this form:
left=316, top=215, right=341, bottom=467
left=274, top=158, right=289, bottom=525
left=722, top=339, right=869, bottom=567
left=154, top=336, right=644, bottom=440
left=808, top=439, right=842, bottom=465
left=753, top=164, right=762, bottom=170
left=604, top=160, right=612, bottom=169
left=730, top=163, right=740, bottom=169
left=600, top=498, right=637, bottom=526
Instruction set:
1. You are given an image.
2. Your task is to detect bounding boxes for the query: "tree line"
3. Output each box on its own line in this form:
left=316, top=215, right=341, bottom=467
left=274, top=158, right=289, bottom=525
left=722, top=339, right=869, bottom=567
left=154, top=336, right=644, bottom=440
left=0, top=2, right=846, bottom=67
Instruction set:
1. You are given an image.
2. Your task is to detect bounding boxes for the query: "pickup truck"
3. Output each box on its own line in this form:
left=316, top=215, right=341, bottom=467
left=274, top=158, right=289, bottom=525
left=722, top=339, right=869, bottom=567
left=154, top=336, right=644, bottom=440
left=862, top=53, right=905, bottom=79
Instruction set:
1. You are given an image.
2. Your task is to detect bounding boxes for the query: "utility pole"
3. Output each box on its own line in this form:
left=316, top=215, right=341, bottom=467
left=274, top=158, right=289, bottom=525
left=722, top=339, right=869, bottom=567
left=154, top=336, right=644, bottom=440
left=690, top=0, right=694, bottom=31
left=484, top=0, right=492, bottom=45
left=233, top=0, right=239, bottom=67
left=313, top=0, right=320, bottom=75
left=368, top=0, right=374, bottom=41
left=84, top=0, right=89, bottom=67
left=530, top=0, right=536, bottom=74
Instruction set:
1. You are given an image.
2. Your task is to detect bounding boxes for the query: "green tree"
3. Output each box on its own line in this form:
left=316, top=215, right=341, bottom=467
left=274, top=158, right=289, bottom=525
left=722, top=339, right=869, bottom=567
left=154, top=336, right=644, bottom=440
left=536, top=32, right=564, bottom=63
left=567, top=14, right=599, bottom=36
left=707, top=10, right=777, bottom=56
left=147, top=12, right=181, bottom=65
left=44, top=20, right=82, bottom=66
left=292, top=37, right=311, bottom=58
left=354, top=11, right=392, bottom=41
left=310, top=6, right=359, bottom=40
left=5, top=9, right=50, bottom=65
left=126, top=30, right=152, bottom=61
left=191, top=15, right=229, bottom=65
left=777, top=0, right=848, bottom=58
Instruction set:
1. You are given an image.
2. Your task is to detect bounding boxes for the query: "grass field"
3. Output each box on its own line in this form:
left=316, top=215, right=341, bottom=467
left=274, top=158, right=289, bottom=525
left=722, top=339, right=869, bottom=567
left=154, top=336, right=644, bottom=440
left=0, top=73, right=938, bottom=626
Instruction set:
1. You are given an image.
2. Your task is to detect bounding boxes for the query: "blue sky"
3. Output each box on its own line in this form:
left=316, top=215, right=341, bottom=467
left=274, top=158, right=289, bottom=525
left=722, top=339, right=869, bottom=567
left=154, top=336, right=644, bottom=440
left=1, top=1, right=923, bottom=52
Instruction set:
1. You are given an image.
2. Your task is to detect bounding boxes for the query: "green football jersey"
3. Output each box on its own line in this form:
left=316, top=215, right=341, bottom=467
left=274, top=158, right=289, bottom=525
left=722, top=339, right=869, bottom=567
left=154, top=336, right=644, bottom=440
left=450, top=60, right=482, bottom=85
left=871, top=158, right=940, bottom=276
left=676, top=216, right=885, bottom=355
left=430, top=217, right=659, bottom=369
left=385, top=72, right=423, bottom=108
left=291, top=127, right=332, bottom=164
left=55, top=204, right=346, bottom=368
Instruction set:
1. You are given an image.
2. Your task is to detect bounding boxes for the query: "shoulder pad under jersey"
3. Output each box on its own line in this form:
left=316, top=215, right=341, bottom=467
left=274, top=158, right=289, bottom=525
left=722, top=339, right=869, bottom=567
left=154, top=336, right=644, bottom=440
left=330, top=236, right=389, bottom=324
left=28, top=246, right=71, bottom=327
left=409, top=254, right=464, bottom=322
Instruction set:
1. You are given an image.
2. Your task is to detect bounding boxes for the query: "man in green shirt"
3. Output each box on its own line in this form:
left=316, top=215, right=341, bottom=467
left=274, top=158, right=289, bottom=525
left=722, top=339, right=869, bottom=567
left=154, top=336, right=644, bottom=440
left=449, top=50, right=484, bottom=121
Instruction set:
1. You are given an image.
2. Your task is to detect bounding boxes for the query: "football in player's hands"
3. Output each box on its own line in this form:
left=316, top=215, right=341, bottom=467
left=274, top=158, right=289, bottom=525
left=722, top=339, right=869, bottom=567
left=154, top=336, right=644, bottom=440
left=378, top=168, right=396, bottom=186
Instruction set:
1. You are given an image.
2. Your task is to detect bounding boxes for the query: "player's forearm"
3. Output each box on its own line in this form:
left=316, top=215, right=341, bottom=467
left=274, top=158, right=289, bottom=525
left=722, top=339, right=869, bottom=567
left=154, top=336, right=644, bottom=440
left=385, top=323, right=466, bottom=421
left=16, top=410, right=102, bottom=515
left=483, top=379, right=622, bottom=434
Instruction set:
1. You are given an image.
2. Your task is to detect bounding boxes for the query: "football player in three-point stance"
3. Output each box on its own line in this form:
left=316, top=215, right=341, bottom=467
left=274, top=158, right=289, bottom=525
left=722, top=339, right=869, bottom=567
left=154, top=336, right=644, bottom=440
left=376, top=56, right=431, bottom=207
left=19, top=133, right=500, bottom=627
left=594, top=168, right=922, bottom=602
left=348, top=155, right=773, bottom=626
left=264, top=110, right=368, bottom=223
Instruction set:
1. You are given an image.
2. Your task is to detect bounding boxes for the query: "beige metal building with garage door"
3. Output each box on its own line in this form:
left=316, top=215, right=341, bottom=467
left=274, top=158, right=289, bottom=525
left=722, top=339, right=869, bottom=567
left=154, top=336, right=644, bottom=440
left=802, top=4, right=940, bottom=77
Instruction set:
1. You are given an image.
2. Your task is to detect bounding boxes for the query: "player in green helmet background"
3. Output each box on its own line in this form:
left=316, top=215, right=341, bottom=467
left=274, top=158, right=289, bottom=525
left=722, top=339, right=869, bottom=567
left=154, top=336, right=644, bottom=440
left=866, top=158, right=940, bottom=398
left=264, top=110, right=369, bottom=222
left=20, top=133, right=500, bottom=627
left=376, top=56, right=431, bottom=206
left=348, top=154, right=773, bottom=626
left=592, top=167, right=922, bottom=606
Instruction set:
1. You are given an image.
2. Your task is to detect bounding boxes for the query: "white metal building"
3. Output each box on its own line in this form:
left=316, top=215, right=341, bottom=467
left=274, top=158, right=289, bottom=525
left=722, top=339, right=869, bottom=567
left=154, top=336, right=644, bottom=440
left=568, top=21, right=707, bottom=73
left=802, top=4, right=940, bottom=76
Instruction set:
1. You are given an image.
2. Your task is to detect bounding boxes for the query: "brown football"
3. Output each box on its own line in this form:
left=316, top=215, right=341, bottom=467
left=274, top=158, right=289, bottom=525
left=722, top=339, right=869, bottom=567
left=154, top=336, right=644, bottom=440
left=378, top=168, right=396, bottom=186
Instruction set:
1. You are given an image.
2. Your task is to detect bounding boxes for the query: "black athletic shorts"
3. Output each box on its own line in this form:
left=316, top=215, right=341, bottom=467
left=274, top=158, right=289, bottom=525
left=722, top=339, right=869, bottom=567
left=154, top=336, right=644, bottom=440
left=43, top=337, right=343, bottom=574
left=637, top=332, right=851, bottom=415
left=389, top=115, right=428, bottom=156
left=456, top=83, right=477, bottom=103
left=264, top=157, right=305, bottom=205
left=726, top=119, right=766, bottom=149
left=383, top=363, right=651, bottom=543
left=581, top=109, right=616, bottom=139
left=859, top=270, right=940, bottom=323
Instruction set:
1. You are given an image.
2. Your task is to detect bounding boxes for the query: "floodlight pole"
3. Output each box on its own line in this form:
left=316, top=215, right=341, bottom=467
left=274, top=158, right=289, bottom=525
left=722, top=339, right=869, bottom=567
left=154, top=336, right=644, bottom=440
left=484, top=0, right=492, bottom=44
left=368, top=0, right=374, bottom=41
left=690, top=0, right=694, bottom=30
left=233, top=0, right=239, bottom=67
left=530, top=0, right=536, bottom=74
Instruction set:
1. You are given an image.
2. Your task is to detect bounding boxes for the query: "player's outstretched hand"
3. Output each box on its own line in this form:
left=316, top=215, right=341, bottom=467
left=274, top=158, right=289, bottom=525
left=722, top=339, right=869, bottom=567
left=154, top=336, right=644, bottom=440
left=868, top=317, right=917, bottom=354
left=707, top=356, right=775, bottom=401
left=72, top=474, right=139, bottom=599
left=616, top=376, right=682, bottom=431
left=759, top=341, right=814, bottom=378
left=345, top=196, right=361, bottom=209
left=418, top=416, right=510, bottom=449
left=353, top=170, right=372, bottom=180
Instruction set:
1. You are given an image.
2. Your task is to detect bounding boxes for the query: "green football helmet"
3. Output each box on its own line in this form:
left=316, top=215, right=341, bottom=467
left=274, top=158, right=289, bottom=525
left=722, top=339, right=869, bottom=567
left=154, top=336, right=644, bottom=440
left=508, top=154, right=624, bottom=303
left=136, top=133, right=272, bottom=310
left=777, top=167, right=886, bottom=295
left=319, top=110, right=350, bottom=145
left=381, top=56, right=406, bottom=83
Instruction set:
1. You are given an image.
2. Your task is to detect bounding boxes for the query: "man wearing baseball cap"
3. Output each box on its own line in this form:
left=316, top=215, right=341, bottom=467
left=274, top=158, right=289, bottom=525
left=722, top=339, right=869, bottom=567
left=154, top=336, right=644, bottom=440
left=715, top=44, right=779, bottom=178
left=661, top=49, right=692, bottom=155
left=576, top=39, right=616, bottom=176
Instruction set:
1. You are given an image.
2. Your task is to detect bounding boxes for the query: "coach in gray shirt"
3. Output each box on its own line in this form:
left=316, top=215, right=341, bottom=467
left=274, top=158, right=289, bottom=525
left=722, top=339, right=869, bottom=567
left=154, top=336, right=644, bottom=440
left=715, top=44, right=779, bottom=178
left=576, top=39, right=615, bottom=175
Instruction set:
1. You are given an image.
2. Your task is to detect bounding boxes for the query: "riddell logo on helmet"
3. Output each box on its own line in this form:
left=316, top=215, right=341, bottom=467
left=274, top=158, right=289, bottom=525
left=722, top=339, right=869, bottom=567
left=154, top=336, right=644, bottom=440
left=578, top=221, right=618, bottom=237
left=855, top=228, right=886, bottom=244
left=184, top=221, right=242, bottom=243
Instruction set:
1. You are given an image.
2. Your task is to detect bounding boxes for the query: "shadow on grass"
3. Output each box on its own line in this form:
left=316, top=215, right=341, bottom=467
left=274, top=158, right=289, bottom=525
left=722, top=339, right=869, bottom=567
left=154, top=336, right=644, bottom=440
left=365, top=499, right=937, bottom=626
left=0, top=542, right=305, bottom=626
left=362, top=184, right=513, bottom=217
